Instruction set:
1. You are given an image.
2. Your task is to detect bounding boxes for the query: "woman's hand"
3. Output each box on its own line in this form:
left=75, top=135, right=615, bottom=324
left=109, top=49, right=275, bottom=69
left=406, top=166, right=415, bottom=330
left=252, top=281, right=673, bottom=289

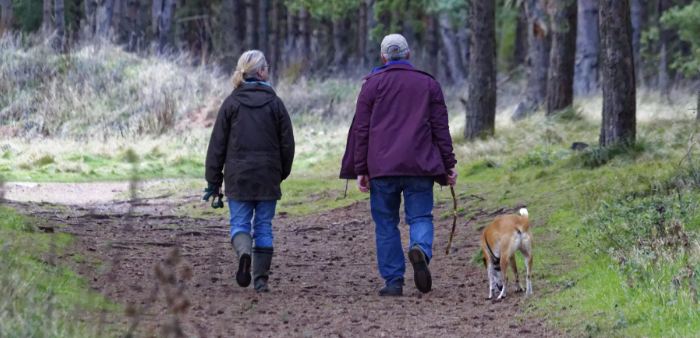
left=447, top=168, right=458, bottom=187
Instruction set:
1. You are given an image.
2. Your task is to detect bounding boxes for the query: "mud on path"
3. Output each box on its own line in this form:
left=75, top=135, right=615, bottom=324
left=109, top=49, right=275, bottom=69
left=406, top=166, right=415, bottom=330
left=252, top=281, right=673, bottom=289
left=5, top=190, right=564, bottom=338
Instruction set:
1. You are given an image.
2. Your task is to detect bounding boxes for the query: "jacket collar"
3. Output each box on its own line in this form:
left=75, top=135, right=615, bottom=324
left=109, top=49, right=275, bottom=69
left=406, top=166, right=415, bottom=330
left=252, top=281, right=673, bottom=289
left=372, top=61, right=413, bottom=74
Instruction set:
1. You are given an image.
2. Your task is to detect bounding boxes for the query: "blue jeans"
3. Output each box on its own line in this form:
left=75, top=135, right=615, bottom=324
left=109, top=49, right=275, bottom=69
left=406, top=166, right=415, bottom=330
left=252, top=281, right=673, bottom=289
left=369, top=176, right=434, bottom=286
left=229, top=200, right=277, bottom=248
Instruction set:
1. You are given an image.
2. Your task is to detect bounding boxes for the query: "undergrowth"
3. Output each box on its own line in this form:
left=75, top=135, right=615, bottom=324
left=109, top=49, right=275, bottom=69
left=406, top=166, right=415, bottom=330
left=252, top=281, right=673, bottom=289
left=0, top=206, right=119, bottom=337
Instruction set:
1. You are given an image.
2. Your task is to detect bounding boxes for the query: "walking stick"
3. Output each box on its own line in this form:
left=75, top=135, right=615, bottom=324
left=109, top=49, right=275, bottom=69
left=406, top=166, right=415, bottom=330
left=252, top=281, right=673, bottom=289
left=445, top=187, right=458, bottom=255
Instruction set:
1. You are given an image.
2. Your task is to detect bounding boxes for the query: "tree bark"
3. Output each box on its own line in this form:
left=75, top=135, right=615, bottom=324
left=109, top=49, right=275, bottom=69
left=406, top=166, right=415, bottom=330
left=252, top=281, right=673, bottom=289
left=401, top=0, right=415, bottom=49
left=43, top=0, right=53, bottom=35
left=438, top=11, right=466, bottom=86
left=96, top=0, right=115, bottom=39
left=573, top=0, right=599, bottom=96
left=285, top=6, right=297, bottom=67
left=424, top=15, right=439, bottom=77
left=456, top=13, right=471, bottom=79
left=112, top=0, right=122, bottom=39
left=513, top=3, right=528, bottom=68
left=0, top=0, right=11, bottom=32
left=298, top=6, right=310, bottom=75
left=246, top=0, right=258, bottom=49
left=365, top=0, right=378, bottom=67
left=156, top=0, right=176, bottom=52
left=269, top=0, right=280, bottom=81
left=599, top=0, right=636, bottom=146
left=657, top=0, right=673, bottom=92
left=358, top=3, right=367, bottom=68
left=54, top=0, right=65, bottom=50
left=332, top=18, right=347, bottom=69
left=512, top=0, right=550, bottom=120
left=465, top=0, right=497, bottom=140
left=546, top=0, right=577, bottom=116
left=126, top=0, right=141, bottom=51
left=259, top=0, right=269, bottom=54
left=696, top=89, right=700, bottom=122
left=630, top=0, right=645, bottom=87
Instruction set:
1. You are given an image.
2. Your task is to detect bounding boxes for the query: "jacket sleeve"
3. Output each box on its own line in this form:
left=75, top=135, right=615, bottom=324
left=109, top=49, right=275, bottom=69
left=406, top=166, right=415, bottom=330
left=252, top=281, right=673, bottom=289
left=205, top=99, right=235, bottom=186
left=276, top=98, right=295, bottom=181
left=353, top=79, right=377, bottom=176
left=429, top=80, right=457, bottom=171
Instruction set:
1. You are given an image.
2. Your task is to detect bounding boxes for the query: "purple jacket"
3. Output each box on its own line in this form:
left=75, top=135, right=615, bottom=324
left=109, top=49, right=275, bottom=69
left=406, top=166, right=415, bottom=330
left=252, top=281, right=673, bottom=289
left=339, top=62, right=457, bottom=186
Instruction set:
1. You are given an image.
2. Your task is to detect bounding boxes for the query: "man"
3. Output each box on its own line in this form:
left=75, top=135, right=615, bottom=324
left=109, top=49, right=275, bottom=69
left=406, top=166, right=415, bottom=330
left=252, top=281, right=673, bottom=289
left=340, top=34, right=458, bottom=296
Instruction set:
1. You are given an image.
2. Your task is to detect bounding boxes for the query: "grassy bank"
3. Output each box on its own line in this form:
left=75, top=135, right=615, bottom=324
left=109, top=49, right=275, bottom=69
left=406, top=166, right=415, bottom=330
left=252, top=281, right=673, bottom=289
left=0, top=206, right=119, bottom=337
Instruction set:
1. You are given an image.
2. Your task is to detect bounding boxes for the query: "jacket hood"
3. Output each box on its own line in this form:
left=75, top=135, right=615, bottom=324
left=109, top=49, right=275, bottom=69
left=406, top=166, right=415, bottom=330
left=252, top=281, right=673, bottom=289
left=233, top=83, right=277, bottom=107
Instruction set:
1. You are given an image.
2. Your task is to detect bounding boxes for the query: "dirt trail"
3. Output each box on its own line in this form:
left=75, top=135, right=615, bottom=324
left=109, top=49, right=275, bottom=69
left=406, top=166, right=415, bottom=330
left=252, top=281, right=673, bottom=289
left=4, top=185, right=564, bottom=338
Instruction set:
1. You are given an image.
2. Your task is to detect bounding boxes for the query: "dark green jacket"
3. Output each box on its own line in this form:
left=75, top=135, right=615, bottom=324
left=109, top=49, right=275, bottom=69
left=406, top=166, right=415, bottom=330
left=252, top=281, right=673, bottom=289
left=205, top=83, right=295, bottom=201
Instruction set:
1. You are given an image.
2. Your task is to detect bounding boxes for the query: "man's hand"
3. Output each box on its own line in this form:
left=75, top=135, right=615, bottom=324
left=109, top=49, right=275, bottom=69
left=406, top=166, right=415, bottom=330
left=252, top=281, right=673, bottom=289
left=447, top=168, right=458, bottom=187
left=358, top=175, right=370, bottom=193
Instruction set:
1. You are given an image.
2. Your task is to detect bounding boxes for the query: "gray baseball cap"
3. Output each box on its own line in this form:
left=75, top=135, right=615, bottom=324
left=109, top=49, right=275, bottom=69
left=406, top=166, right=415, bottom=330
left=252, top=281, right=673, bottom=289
left=381, top=34, right=409, bottom=55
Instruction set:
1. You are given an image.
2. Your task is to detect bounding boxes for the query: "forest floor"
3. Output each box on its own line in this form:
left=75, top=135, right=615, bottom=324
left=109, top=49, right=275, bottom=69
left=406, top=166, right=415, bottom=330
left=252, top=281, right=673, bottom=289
left=3, top=182, right=563, bottom=338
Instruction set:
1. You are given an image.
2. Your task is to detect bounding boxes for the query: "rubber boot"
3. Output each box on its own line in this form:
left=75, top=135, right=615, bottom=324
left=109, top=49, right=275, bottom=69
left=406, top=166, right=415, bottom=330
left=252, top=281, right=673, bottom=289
left=253, top=247, right=274, bottom=293
left=231, top=232, right=252, bottom=287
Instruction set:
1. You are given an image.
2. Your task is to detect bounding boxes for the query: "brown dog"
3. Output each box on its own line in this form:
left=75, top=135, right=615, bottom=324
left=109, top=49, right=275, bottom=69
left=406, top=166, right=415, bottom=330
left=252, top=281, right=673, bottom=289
left=480, top=208, right=533, bottom=300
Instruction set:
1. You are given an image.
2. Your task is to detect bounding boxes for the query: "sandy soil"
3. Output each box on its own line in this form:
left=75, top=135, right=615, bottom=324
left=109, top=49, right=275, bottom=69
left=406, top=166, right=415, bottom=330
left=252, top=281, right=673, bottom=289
left=4, top=185, right=565, bottom=338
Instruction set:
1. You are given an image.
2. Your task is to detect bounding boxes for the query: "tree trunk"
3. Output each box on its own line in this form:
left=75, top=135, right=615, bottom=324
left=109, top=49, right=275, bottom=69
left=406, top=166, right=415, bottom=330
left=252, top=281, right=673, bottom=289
left=0, top=0, right=11, bottom=32
left=151, top=0, right=162, bottom=35
left=465, top=0, right=497, bottom=140
left=332, top=18, right=346, bottom=69
left=630, top=0, right=645, bottom=87
left=573, top=0, right=599, bottom=96
left=424, top=15, right=439, bottom=77
left=438, top=11, right=466, bottom=86
left=365, top=0, right=378, bottom=67
left=513, top=3, right=528, bottom=68
left=456, top=26, right=470, bottom=79
left=246, top=0, right=258, bottom=49
left=657, top=0, right=673, bottom=92
left=696, top=89, right=700, bottom=122
left=157, top=0, right=176, bottom=52
left=298, top=6, right=310, bottom=75
left=358, top=2, right=367, bottom=68
left=126, top=0, right=140, bottom=51
left=96, top=0, right=115, bottom=39
left=269, top=0, right=280, bottom=81
left=259, top=0, right=268, bottom=54
left=54, top=0, right=65, bottom=50
left=112, top=0, right=122, bottom=39
left=401, top=0, right=415, bottom=49
left=285, top=6, right=297, bottom=67
left=599, top=0, right=636, bottom=146
left=546, top=0, right=577, bottom=116
left=512, top=0, right=550, bottom=120
left=43, top=0, right=53, bottom=35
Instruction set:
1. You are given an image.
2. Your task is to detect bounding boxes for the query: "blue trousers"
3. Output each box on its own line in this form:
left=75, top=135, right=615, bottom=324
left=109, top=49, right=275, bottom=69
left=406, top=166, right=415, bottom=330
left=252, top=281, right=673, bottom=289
left=229, top=200, right=277, bottom=248
left=369, top=176, right=434, bottom=286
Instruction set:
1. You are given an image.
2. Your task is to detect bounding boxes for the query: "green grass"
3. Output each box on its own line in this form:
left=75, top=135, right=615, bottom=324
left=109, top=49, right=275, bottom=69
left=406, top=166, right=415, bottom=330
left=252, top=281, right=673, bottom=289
left=0, top=207, right=120, bottom=337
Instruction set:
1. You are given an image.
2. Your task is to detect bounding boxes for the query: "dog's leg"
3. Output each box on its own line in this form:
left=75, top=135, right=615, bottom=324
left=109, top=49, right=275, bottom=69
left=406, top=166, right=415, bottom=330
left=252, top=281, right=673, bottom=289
left=497, top=251, right=509, bottom=300
left=486, top=260, right=495, bottom=300
left=524, top=250, right=533, bottom=296
left=510, top=255, right=523, bottom=293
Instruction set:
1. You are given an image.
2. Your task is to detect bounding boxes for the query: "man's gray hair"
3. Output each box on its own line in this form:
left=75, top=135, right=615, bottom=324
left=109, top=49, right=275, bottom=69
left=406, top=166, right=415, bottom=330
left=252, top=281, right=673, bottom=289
left=382, top=47, right=409, bottom=62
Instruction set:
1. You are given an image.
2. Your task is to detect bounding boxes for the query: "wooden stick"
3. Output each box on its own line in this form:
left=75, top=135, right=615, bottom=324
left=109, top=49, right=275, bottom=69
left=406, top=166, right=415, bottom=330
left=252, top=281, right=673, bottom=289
left=445, top=187, right=458, bottom=255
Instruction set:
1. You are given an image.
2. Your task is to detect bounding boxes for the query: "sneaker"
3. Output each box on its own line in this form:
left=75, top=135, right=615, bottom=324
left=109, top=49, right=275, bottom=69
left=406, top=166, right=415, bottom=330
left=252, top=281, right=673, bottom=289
left=379, top=283, right=403, bottom=296
left=408, top=245, right=432, bottom=293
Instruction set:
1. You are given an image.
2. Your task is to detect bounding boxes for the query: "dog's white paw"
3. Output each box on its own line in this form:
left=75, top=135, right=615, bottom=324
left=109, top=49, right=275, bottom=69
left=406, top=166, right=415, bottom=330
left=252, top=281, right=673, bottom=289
left=515, top=285, right=524, bottom=293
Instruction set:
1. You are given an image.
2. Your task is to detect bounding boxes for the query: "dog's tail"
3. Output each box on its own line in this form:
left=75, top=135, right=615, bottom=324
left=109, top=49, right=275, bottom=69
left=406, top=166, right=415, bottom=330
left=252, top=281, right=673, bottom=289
left=519, top=208, right=530, bottom=232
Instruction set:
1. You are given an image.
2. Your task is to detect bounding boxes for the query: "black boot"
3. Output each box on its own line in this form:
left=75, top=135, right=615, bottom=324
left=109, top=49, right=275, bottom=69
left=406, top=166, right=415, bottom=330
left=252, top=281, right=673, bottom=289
left=253, top=247, right=274, bottom=293
left=408, top=245, right=432, bottom=293
left=231, top=232, right=252, bottom=287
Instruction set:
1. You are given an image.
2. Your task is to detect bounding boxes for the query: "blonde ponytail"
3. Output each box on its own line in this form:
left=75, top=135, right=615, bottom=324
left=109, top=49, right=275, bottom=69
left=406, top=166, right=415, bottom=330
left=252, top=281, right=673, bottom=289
left=232, top=50, right=268, bottom=89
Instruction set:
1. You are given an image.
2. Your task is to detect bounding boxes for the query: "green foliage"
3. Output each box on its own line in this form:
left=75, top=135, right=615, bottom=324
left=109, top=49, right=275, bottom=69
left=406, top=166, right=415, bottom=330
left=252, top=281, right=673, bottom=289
left=0, top=207, right=119, bottom=337
left=661, top=2, right=700, bottom=76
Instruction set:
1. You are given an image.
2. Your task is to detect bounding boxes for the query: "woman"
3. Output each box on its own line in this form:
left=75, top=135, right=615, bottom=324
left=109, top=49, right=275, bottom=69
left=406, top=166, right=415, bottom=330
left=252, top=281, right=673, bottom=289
left=204, top=50, right=295, bottom=292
